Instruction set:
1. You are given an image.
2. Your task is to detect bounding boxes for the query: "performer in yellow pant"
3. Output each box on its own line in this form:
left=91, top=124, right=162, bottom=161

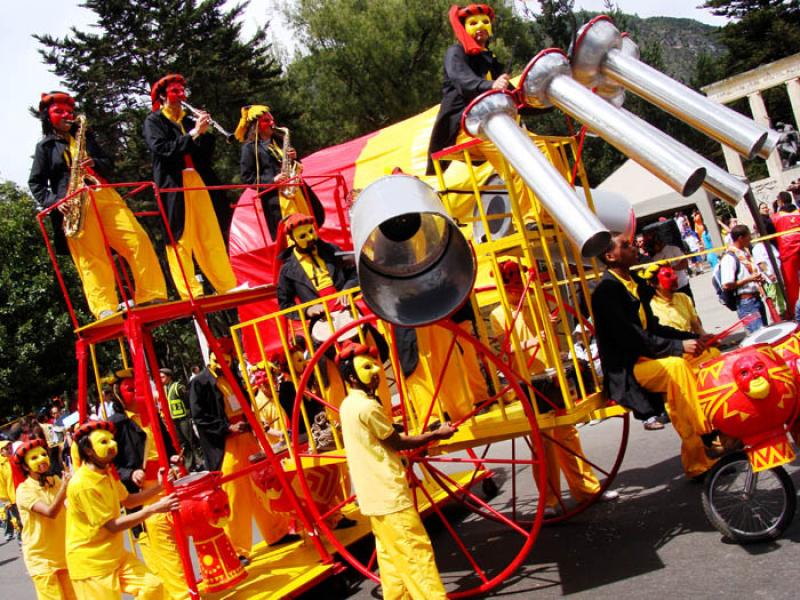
left=488, top=260, right=613, bottom=512
left=406, top=324, right=474, bottom=423
left=164, top=169, right=236, bottom=299
left=338, top=343, right=452, bottom=600
left=190, top=345, right=293, bottom=560
left=28, top=91, right=166, bottom=319
left=634, top=355, right=717, bottom=478
left=14, top=440, right=76, bottom=600
left=143, top=74, right=237, bottom=300
left=109, top=370, right=188, bottom=600
left=66, top=420, right=179, bottom=600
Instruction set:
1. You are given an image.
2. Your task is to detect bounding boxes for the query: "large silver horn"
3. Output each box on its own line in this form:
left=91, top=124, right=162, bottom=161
left=571, top=16, right=778, bottom=160
left=462, top=90, right=611, bottom=258
left=578, top=35, right=750, bottom=207
left=350, top=175, right=475, bottom=327
left=519, top=49, right=706, bottom=197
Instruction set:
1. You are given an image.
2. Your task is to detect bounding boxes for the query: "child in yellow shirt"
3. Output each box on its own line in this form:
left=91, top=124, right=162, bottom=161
left=14, top=439, right=74, bottom=600
left=337, top=342, right=454, bottom=600
left=66, top=421, right=179, bottom=600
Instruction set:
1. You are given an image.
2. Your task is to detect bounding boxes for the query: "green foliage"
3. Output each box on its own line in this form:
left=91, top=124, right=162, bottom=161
left=36, top=0, right=284, bottom=185
left=0, top=183, right=85, bottom=419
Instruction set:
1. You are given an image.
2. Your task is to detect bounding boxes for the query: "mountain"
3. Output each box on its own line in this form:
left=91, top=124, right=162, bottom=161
left=622, top=15, right=725, bottom=83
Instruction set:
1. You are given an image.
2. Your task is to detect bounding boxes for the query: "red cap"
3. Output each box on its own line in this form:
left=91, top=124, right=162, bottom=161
left=335, top=341, right=378, bottom=365
left=283, top=213, right=316, bottom=235
left=449, top=4, right=495, bottom=56
left=39, top=91, right=75, bottom=112
left=73, top=420, right=115, bottom=444
left=13, top=439, right=47, bottom=468
left=150, top=74, right=186, bottom=111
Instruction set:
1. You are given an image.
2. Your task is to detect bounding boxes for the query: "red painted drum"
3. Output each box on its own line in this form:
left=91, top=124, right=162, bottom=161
left=770, top=323, right=800, bottom=445
left=696, top=344, right=797, bottom=472
left=174, top=471, right=247, bottom=593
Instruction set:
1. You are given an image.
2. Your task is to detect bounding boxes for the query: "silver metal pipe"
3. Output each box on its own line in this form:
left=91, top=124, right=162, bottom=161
left=571, top=17, right=775, bottom=160
left=521, top=50, right=706, bottom=198
left=462, top=91, right=611, bottom=257
left=621, top=109, right=750, bottom=206
left=605, top=51, right=769, bottom=160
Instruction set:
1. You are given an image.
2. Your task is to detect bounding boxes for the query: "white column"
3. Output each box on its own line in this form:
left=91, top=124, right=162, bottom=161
left=749, top=91, right=785, bottom=186
left=786, top=78, right=800, bottom=127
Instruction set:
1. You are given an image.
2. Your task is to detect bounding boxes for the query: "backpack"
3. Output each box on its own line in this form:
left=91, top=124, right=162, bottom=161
left=712, top=251, right=740, bottom=311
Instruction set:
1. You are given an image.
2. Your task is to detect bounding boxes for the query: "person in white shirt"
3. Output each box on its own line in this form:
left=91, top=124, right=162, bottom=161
left=720, top=225, right=766, bottom=333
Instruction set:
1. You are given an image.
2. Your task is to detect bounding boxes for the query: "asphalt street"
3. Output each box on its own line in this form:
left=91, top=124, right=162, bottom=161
left=4, top=271, right=800, bottom=599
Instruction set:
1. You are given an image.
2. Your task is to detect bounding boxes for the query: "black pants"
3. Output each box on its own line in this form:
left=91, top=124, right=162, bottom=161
left=174, top=417, right=204, bottom=471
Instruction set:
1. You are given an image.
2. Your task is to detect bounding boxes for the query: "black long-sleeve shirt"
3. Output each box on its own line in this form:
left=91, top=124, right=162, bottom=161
left=426, top=43, right=504, bottom=174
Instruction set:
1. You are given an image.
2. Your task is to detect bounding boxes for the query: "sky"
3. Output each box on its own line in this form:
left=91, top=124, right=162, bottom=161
left=0, top=0, right=728, bottom=188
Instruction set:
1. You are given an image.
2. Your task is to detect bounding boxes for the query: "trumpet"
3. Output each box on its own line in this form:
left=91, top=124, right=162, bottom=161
left=181, top=100, right=235, bottom=143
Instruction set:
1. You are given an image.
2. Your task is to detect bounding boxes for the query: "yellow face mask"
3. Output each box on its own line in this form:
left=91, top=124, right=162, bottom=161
left=292, top=223, right=318, bottom=251
left=25, top=446, right=51, bottom=474
left=465, top=14, right=493, bottom=39
left=89, top=429, right=118, bottom=461
left=353, top=355, right=381, bottom=387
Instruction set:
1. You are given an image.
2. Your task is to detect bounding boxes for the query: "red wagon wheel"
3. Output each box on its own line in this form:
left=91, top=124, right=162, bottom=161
left=290, top=315, right=548, bottom=598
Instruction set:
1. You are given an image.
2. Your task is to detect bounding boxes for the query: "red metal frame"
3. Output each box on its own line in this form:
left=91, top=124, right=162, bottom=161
left=289, top=315, right=549, bottom=598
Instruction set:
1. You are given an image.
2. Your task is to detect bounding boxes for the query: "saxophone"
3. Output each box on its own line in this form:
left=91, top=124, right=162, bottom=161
left=273, top=126, right=300, bottom=198
left=62, top=114, right=98, bottom=238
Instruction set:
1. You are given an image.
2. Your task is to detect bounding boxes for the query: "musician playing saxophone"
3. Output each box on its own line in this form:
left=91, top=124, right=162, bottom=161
left=28, top=91, right=166, bottom=319
left=143, top=74, right=237, bottom=299
left=235, top=105, right=324, bottom=240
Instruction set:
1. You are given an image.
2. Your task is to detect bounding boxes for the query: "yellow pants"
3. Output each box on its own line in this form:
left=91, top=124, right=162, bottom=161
left=539, top=425, right=601, bottom=507
left=31, top=569, right=77, bottom=600
left=633, top=356, right=715, bottom=478
left=406, top=325, right=474, bottom=423
left=138, top=510, right=189, bottom=600
left=221, top=432, right=292, bottom=557
left=66, top=186, right=166, bottom=318
left=167, top=169, right=237, bottom=299
left=70, top=551, right=163, bottom=600
left=370, top=507, right=447, bottom=600
left=458, top=321, right=489, bottom=403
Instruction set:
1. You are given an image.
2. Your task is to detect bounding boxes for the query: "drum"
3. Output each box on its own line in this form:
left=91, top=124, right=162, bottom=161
left=739, top=321, right=798, bottom=348
left=173, top=471, right=247, bottom=593
left=311, top=309, right=360, bottom=344
left=696, top=343, right=796, bottom=472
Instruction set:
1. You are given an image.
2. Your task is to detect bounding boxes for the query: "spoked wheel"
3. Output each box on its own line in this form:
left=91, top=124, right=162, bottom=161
left=290, top=316, right=548, bottom=598
left=701, top=452, right=797, bottom=544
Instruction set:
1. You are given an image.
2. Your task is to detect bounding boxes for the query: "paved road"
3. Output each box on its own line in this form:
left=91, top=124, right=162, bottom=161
left=5, top=271, right=800, bottom=599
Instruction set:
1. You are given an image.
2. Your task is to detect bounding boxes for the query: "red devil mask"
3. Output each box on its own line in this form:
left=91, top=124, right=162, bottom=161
left=733, top=353, right=771, bottom=400
left=657, top=266, right=678, bottom=291
left=449, top=4, right=495, bottom=55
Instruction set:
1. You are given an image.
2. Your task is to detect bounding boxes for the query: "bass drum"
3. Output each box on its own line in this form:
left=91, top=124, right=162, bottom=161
left=739, top=321, right=798, bottom=348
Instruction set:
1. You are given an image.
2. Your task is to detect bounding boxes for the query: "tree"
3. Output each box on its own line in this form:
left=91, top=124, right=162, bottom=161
left=280, top=0, right=538, bottom=154
left=0, top=183, right=85, bottom=419
left=702, top=1, right=800, bottom=76
left=36, top=0, right=285, bottom=185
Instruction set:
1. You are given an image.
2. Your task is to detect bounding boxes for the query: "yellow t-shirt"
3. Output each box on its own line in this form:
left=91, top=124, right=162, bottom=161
left=340, top=389, right=412, bottom=517
left=16, top=476, right=67, bottom=575
left=649, top=292, right=697, bottom=334
left=294, top=248, right=334, bottom=291
left=66, top=464, right=130, bottom=577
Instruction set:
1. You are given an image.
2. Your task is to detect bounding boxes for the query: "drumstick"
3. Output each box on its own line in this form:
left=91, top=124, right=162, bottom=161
left=704, top=314, right=758, bottom=347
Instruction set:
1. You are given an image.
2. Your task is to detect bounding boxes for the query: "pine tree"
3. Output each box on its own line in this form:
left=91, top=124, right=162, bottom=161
left=36, top=0, right=285, bottom=184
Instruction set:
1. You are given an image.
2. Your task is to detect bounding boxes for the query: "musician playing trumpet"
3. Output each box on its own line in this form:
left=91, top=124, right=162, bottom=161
left=143, top=74, right=237, bottom=299
left=28, top=91, right=166, bottom=320
left=235, top=105, right=324, bottom=240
